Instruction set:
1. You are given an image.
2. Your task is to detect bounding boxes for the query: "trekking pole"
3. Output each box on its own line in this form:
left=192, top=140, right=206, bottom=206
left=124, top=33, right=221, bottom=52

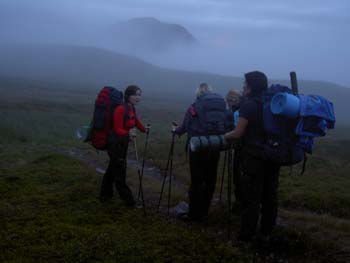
left=132, top=136, right=146, bottom=216
left=232, top=145, right=240, bottom=204
left=227, top=144, right=234, bottom=241
left=167, top=139, right=175, bottom=216
left=157, top=133, right=175, bottom=212
left=137, top=124, right=151, bottom=201
left=219, top=150, right=228, bottom=201
left=157, top=122, right=177, bottom=213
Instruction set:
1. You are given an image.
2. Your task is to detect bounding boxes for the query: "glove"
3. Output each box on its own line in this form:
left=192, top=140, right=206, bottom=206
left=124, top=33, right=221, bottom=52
left=129, top=128, right=137, bottom=138
left=171, top=126, right=178, bottom=135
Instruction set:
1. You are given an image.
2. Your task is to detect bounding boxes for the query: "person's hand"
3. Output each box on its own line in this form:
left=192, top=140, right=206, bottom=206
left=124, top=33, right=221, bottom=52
left=171, top=121, right=178, bottom=133
left=224, top=132, right=231, bottom=141
left=145, top=124, right=151, bottom=134
left=224, top=132, right=238, bottom=142
left=130, top=128, right=137, bottom=138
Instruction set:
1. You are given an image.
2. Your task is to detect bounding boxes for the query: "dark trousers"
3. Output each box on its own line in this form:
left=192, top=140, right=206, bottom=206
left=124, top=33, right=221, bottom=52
left=100, top=136, right=135, bottom=206
left=188, top=150, right=220, bottom=220
left=232, top=148, right=241, bottom=204
left=239, top=152, right=280, bottom=240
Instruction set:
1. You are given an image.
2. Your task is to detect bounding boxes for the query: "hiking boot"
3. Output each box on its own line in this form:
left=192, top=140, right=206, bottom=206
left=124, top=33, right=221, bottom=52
left=124, top=200, right=136, bottom=208
left=252, top=234, right=271, bottom=250
left=178, top=213, right=208, bottom=224
left=177, top=213, right=191, bottom=222
left=135, top=204, right=144, bottom=209
left=99, top=195, right=112, bottom=203
left=237, top=233, right=254, bottom=243
left=231, top=201, right=241, bottom=215
left=190, top=215, right=208, bottom=224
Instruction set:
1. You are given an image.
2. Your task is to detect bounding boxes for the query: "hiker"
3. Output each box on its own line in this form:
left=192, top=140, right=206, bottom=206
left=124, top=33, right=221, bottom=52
left=224, top=71, right=280, bottom=242
left=100, top=85, right=147, bottom=206
left=226, top=89, right=241, bottom=128
left=173, top=83, right=225, bottom=222
left=225, top=89, right=242, bottom=212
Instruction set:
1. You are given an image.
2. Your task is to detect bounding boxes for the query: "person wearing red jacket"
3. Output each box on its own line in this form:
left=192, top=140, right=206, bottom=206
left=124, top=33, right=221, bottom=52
left=100, top=85, right=147, bottom=206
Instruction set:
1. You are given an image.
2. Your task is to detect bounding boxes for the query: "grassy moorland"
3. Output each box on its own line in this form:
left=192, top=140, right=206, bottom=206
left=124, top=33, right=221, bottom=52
left=1, top=78, right=350, bottom=262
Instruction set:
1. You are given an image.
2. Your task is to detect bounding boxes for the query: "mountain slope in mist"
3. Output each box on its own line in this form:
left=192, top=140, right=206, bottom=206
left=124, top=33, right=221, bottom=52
left=114, top=17, right=198, bottom=52
left=0, top=44, right=239, bottom=94
left=0, top=44, right=348, bottom=123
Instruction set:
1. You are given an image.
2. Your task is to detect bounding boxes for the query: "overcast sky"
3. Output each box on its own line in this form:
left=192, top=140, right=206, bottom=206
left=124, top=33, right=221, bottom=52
left=0, top=0, right=349, bottom=86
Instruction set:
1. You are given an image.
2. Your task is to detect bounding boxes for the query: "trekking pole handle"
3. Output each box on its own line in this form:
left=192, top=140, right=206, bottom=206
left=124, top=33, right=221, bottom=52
left=290, top=71, right=299, bottom=95
left=145, top=124, right=151, bottom=134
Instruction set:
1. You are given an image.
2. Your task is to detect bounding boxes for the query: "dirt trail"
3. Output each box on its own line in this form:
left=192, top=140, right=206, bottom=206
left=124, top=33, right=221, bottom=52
left=62, top=146, right=350, bottom=262
left=60, top=146, right=187, bottom=207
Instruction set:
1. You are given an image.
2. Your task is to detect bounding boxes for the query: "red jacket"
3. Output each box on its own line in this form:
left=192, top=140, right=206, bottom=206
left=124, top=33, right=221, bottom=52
left=113, top=104, right=146, bottom=136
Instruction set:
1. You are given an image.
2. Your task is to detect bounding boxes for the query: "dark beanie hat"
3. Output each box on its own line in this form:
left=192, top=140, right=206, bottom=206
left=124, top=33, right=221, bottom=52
left=244, top=71, right=268, bottom=97
left=124, top=85, right=141, bottom=102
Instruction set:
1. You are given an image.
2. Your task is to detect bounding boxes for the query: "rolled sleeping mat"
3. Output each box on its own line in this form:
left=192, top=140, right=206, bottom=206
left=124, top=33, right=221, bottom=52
left=189, top=135, right=229, bottom=152
left=271, top=92, right=300, bottom=118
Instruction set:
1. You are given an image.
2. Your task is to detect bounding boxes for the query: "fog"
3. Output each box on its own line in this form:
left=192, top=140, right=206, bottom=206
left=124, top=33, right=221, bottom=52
left=0, top=0, right=349, bottom=86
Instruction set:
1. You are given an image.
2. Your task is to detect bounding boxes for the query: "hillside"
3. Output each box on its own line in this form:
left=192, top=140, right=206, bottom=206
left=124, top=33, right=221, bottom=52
left=0, top=44, right=348, bottom=123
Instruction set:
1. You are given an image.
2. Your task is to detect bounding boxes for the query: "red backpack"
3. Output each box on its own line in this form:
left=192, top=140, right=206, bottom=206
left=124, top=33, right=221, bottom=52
left=86, top=86, right=124, bottom=150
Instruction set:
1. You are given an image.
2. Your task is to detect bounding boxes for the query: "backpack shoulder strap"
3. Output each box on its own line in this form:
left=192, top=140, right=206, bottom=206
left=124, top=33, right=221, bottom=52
left=122, top=103, right=128, bottom=112
left=122, top=103, right=130, bottom=125
left=131, top=104, right=136, bottom=116
left=122, top=103, right=137, bottom=122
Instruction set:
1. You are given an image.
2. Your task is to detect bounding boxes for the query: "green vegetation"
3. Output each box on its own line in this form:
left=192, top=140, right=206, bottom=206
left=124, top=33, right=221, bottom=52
left=278, top=138, right=350, bottom=218
left=0, top=153, right=251, bottom=263
left=1, top=77, right=350, bottom=262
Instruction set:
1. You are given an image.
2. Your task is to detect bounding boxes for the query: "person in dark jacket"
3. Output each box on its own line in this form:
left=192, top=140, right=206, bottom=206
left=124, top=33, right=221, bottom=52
left=100, top=85, right=147, bottom=206
left=173, top=83, right=221, bottom=222
left=224, top=71, right=280, bottom=242
left=226, top=89, right=241, bottom=127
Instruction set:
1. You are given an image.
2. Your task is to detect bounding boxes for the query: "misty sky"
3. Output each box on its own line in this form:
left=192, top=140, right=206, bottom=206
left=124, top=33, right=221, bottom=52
left=0, top=0, right=349, bottom=86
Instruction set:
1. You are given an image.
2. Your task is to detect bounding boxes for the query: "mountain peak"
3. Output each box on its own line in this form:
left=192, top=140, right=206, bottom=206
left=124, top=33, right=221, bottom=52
left=115, top=17, right=198, bottom=52
left=128, top=17, right=161, bottom=24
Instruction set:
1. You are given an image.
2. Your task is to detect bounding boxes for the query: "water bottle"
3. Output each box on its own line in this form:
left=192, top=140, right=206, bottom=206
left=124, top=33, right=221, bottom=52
left=74, top=125, right=91, bottom=141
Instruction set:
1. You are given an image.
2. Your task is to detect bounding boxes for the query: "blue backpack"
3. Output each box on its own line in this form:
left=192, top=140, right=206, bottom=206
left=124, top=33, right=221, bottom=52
left=262, top=85, right=305, bottom=166
left=188, top=93, right=229, bottom=137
